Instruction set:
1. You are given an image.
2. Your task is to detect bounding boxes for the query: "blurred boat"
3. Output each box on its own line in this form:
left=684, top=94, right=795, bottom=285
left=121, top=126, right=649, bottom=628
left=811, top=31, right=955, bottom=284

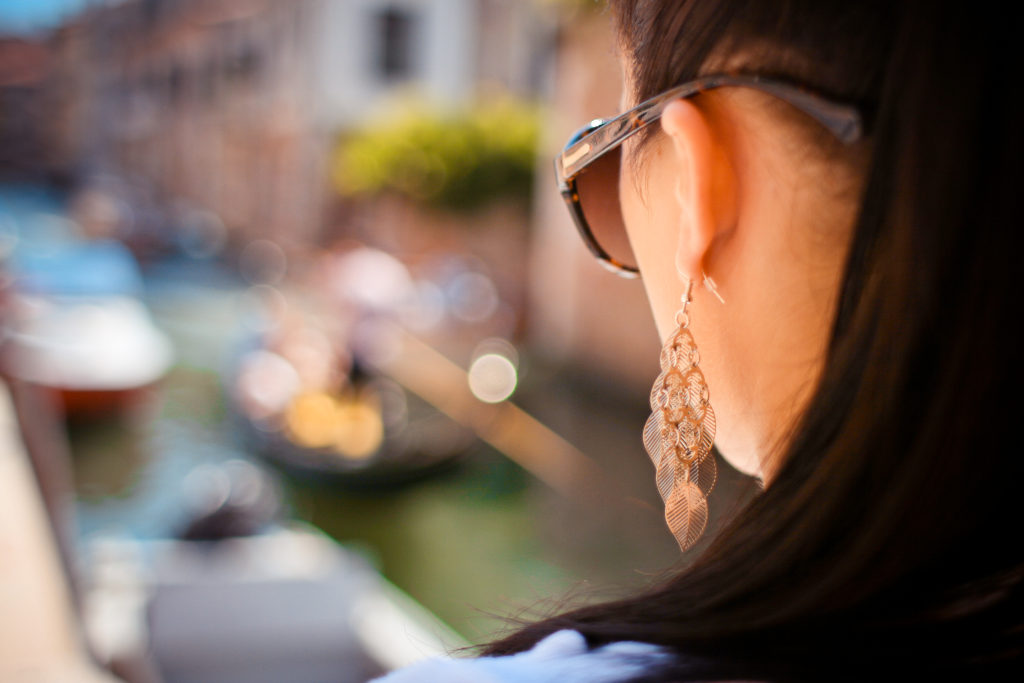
left=1, top=240, right=173, bottom=417
left=227, top=246, right=478, bottom=487
left=231, top=347, right=476, bottom=488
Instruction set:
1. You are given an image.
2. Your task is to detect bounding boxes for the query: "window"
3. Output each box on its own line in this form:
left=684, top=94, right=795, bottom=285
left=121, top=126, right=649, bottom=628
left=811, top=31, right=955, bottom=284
left=376, top=7, right=416, bottom=82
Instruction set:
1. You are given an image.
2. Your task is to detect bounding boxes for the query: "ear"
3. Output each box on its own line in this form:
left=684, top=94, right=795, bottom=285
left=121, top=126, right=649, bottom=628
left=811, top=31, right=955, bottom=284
left=660, top=99, right=737, bottom=282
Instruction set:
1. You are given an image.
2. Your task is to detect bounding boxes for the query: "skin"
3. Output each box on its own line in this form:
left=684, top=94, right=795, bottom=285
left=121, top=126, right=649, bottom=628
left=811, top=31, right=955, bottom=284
left=619, top=83, right=863, bottom=482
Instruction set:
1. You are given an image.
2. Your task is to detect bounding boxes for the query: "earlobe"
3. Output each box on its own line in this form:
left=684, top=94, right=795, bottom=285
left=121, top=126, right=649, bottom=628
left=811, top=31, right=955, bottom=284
left=660, top=99, right=736, bottom=283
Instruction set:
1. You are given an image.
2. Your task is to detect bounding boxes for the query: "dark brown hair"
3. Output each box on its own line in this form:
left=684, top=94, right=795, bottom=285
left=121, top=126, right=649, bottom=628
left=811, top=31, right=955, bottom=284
left=486, top=1, right=1024, bottom=680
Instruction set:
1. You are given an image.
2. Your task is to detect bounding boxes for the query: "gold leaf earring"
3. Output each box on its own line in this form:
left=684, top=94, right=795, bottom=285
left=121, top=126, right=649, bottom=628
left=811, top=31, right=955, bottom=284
left=642, top=279, right=717, bottom=551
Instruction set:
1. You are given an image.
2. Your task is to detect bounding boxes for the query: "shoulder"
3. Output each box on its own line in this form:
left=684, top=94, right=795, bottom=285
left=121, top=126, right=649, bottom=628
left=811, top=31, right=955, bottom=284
left=371, top=630, right=675, bottom=683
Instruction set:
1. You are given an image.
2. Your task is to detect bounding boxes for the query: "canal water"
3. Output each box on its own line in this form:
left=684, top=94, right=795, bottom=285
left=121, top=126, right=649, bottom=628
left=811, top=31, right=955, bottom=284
left=5, top=185, right=757, bottom=646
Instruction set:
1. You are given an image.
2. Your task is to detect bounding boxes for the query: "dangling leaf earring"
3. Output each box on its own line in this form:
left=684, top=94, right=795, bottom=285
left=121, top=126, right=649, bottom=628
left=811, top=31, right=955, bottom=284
left=642, top=279, right=717, bottom=551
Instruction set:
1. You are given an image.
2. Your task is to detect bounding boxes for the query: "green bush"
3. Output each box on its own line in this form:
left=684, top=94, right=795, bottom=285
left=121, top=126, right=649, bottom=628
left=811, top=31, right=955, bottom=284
left=332, top=99, right=540, bottom=213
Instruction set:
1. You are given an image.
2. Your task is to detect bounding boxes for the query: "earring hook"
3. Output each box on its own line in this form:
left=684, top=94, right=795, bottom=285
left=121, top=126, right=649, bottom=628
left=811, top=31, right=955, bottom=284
left=703, top=272, right=726, bottom=304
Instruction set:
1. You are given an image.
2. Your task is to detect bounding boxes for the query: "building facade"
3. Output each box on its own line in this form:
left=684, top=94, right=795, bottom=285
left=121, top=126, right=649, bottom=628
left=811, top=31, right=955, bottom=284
left=51, top=0, right=550, bottom=248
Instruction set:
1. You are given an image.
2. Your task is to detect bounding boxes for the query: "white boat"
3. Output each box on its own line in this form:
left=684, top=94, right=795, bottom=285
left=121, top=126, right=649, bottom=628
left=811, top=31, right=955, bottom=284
left=1, top=240, right=173, bottom=417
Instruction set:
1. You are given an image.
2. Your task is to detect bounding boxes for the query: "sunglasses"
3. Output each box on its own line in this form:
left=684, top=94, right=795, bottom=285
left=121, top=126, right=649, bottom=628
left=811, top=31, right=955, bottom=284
left=554, top=73, right=865, bottom=277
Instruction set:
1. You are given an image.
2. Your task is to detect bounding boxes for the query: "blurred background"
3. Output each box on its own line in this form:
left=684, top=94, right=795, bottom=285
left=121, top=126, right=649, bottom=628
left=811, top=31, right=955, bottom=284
left=0, top=1, right=758, bottom=681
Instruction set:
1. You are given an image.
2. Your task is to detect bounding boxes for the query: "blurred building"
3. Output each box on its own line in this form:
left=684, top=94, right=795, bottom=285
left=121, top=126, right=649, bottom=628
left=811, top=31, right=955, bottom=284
left=0, top=37, right=62, bottom=181
left=46, top=0, right=551, bottom=249
left=528, top=7, right=660, bottom=391
left=16, top=0, right=658, bottom=388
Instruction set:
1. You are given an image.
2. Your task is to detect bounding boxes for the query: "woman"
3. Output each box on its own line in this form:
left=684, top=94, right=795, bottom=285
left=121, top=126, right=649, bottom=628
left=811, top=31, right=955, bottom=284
left=377, top=0, right=1023, bottom=680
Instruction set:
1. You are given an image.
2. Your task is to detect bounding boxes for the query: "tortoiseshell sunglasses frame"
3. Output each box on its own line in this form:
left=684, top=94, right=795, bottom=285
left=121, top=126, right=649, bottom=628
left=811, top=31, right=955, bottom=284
left=554, top=73, right=865, bottom=277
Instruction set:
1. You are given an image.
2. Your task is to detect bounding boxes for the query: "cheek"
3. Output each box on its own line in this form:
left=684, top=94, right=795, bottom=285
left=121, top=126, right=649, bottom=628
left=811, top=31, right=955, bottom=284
left=618, top=169, right=647, bottom=259
left=619, top=153, right=683, bottom=341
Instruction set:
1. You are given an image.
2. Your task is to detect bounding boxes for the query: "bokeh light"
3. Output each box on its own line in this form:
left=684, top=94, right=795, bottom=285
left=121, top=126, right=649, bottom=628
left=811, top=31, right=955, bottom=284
left=333, top=395, right=385, bottom=460
left=239, top=239, right=287, bottom=286
left=468, top=352, right=518, bottom=404
left=284, top=391, right=341, bottom=449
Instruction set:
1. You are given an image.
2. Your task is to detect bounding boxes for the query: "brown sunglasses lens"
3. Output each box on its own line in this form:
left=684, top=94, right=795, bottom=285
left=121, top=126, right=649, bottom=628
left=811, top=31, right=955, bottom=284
left=574, top=148, right=637, bottom=271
